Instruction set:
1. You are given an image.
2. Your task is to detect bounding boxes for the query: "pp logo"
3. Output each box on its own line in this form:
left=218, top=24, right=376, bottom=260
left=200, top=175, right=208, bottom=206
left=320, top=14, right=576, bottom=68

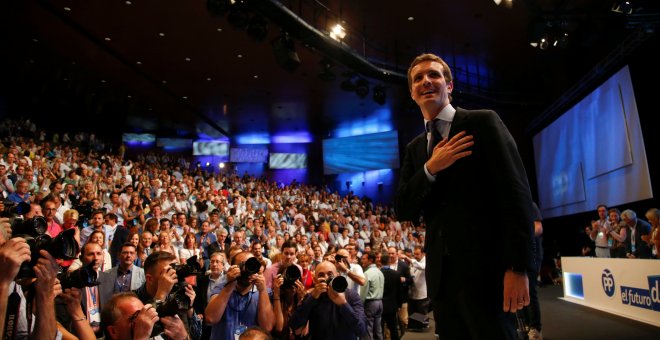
left=602, top=269, right=615, bottom=297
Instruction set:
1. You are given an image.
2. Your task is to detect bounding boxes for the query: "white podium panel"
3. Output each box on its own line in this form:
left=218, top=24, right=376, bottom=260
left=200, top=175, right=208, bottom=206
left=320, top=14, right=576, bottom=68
left=561, top=257, right=660, bottom=327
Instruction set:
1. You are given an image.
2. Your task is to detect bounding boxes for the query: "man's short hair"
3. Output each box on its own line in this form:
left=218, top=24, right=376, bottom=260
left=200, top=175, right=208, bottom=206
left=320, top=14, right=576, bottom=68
left=101, top=292, right=139, bottom=338
left=105, top=213, right=118, bottom=222
left=143, top=251, right=177, bottom=275
left=281, top=240, right=297, bottom=252
left=239, top=326, right=272, bottom=340
left=407, top=53, right=453, bottom=94
left=121, top=242, right=136, bottom=252
left=380, top=253, right=390, bottom=266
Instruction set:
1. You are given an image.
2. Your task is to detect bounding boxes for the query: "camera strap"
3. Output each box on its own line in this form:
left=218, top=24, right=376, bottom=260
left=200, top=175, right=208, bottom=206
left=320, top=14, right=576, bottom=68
left=3, top=286, right=21, bottom=340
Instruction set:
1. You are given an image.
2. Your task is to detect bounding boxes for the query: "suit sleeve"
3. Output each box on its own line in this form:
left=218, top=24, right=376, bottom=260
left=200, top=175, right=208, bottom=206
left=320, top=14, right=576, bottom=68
left=479, top=111, right=535, bottom=272
left=396, top=136, right=434, bottom=222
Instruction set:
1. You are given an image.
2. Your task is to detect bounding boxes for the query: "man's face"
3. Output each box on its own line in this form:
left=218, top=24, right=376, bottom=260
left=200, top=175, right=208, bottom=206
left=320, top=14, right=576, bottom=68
left=209, top=254, right=224, bottom=276
left=43, top=201, right=56, bottom=221
left=141, top=233, right=152, bottom=247
left=314, top=262, right=337, bottom=284
left=252, top=244, right=263, bottom=259
left=202, top=222, right=210, bottom=233
left=361, top=254, right=371, bottom=268
left=597, top=206, right=607, bottom=219
left=16, top=181, right=29, bottom=194
left=120, top=246, right=136, bottom=269
left=282, top=247, right=297, bottom=265
left=410, top=60, right=453, bottom=112
left=83, top=243, right=104, bottom=271
left=177, top=215, right=186, bottom=226
left=106, top=296, right=145, bottom=340
left=91, top=213, right=104, bottom=227
left=313, top=246, right=322, bottom=258
left=414, top=248, right=424, bottom=261
left=388, top=248, right=398, bottom=264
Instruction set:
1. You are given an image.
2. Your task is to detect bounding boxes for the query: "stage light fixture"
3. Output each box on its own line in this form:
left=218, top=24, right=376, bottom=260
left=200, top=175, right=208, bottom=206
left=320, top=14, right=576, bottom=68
left=355, top=78, right=369, bottom=99
left=272, top=33, right=301, bottom=72
left=207, top=0, right=231, bottom=15
left=373, top=85, right=386, bottom=105
left=318, top=58, right=336, bottom=81
left=329, top=24, right=347, bottom=41
left=227, top=0, right=250, bottom=30
left=611, top=1, right=640, bottom=15
left=247, top=14, right=268, bottom=41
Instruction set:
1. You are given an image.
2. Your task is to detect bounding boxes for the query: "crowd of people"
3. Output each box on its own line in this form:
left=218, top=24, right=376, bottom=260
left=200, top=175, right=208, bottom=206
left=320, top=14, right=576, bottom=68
left=0, top=118, right=431, bottom=340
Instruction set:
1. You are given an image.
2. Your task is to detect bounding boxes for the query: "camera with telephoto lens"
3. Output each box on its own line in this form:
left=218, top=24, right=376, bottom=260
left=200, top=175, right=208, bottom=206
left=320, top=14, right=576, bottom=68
left=6, top=202, right=80, bottom=281
left=150, top=256, right=203, bottom=337
left=235, top=256, right=261, bottom=286
left=59, top=262, right=99, bottom=289
left=322, top=274, right=348, bottom=293
left=281, top=265, right=301, bottom=289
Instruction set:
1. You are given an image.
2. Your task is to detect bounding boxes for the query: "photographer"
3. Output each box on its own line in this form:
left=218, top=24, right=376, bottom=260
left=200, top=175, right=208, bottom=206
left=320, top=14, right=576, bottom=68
left=272, top=262, right=308, bottom=339
left=289, top=261, right=366, bottom=339
left=0, top=219, right=62, bottom=339
left=331, top=248, right=366, bottom=294
left=101, top=292, right=188, bottom=340
left=133, top=251, right=201, bottom=339
left=204, top=251, right=274, bottom=339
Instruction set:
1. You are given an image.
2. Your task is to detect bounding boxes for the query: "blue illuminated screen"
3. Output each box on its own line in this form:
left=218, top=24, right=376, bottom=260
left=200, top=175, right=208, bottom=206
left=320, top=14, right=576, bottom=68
left=230, top=148, right=269, bottom=163
left=122, top=133, right=155, bottom=144
left=193, top=141, right=229, bottom=156
left=269, top=153, right=307, bottom=169
left=323, top=130, right=400, bottom=175
left=157, top=138, right=192, bottom=148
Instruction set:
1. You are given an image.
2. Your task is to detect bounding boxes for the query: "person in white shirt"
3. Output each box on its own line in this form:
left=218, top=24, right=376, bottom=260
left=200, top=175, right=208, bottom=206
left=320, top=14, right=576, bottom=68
left=400, top=246, right=428, bottom=317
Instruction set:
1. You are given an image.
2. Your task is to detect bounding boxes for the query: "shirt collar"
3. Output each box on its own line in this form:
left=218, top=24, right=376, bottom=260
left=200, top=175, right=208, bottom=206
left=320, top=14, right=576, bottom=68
left=423, top=104, right=456, bottom=127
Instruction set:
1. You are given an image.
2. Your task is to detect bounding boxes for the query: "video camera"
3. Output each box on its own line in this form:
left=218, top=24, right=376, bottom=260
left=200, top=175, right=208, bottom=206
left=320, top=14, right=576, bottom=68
left=4, top=201, right=80, bottom=281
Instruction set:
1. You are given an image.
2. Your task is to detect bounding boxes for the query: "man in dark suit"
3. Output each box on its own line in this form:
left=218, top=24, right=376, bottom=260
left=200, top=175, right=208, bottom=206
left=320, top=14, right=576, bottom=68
left=396, top=53, right=535, bottom=340
left=621, top=209, right=652, bottom=259
left=98, top=242, right=146, bottom=306
left=387, top=246, right=412, bottom=329
left=380, top=253, right=402, bottom=340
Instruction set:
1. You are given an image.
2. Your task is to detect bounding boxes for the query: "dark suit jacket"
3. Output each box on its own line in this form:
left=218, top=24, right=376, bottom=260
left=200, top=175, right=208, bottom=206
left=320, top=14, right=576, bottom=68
left=632, top=218, right=652, bottom=259
left=394, top=260, right=412, bottom=302
left=396, top=108, right=535, bottom=301
left=381, top=267, right=403, bottom=313
left=109, top=225, right=129, bottom=267
left=98, top=265, right=146, bottom=306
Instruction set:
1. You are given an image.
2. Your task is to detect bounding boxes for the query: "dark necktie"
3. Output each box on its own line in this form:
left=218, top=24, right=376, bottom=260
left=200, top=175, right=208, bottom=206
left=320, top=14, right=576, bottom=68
left=426, top=119, right=443, bottom=157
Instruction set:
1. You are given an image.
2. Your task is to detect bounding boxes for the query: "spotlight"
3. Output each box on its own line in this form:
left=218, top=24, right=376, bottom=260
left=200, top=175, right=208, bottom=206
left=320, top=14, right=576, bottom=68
left=611, top=1, right=639, bottom=15
left=219, top=162, right=225, bottom=168
left=556, top=33, right=569, bottom=48
left=373, top=85, right=386, bottom=105
left=247, top=14, right=268, bottom=41
left=318, top=58, right=336, bottom=82
left=355, top=78, right=369, bottom=99
left=205, top=162, right=211, bottom=167
left=207, top=0, right=231, bottom=15
left=272, top=33, right=301, bottom=72
left=539, top=38, right=549, bottom=50
left=329, top=24, right=347, bottom=41
left=227, top=0, right=250, bottom=30
left=196, top=161, right=201, bottom=168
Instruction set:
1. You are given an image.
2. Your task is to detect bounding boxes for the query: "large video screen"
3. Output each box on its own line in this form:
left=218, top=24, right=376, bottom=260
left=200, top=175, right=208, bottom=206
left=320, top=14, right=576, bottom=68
left=193, top=141, right=229, bottom=156
left=269, top=153, right=307, bottom=169
left=122, top=133, right=155, bottom=144
left=323, top=130, right=400, bottom=175
left=157, top=138, right=192, bottom=148
left=533, top=66, right=652, bottom=218
left=230, top=148, right=269, bottom=163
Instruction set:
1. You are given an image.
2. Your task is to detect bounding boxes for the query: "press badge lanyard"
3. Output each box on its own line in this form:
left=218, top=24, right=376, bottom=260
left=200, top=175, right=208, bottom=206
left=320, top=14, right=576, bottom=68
left=3, top=285, right=21, bottom=340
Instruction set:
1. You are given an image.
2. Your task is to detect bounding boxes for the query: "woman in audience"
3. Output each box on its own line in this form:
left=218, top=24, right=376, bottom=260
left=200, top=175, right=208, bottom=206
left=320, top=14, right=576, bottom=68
left=608, top=208, right=629, bottom=258
left=127, top=231, right=140, bottom=248
left=125, top=194, right=145, bottom=230
left=180, top=232, right=202, bottom=264
left=272, top=262, right=309, bottom=340
left=297, top=253, right=314, bottom=290
left=156, top=227, right=180, bottom=262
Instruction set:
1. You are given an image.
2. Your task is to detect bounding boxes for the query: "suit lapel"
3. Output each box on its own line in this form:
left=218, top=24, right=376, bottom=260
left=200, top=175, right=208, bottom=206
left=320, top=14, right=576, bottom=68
left=448, top=108, right=468, bottom=138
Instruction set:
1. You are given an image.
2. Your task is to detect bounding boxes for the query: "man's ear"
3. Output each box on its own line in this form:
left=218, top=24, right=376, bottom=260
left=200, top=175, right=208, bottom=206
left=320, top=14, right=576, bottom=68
left=106, top=324, right=118, bottom=339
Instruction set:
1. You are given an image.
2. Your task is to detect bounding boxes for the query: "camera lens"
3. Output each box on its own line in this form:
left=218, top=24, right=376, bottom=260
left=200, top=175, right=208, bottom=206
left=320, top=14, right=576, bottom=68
left=241, top=257, right=261, bottom=276
left=330, top=276, right=348, bottom=293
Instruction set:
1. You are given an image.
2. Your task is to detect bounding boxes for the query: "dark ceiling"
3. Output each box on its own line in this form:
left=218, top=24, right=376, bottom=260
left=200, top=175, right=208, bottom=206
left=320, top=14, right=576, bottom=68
left=2, top=0, right=658, bottom=143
